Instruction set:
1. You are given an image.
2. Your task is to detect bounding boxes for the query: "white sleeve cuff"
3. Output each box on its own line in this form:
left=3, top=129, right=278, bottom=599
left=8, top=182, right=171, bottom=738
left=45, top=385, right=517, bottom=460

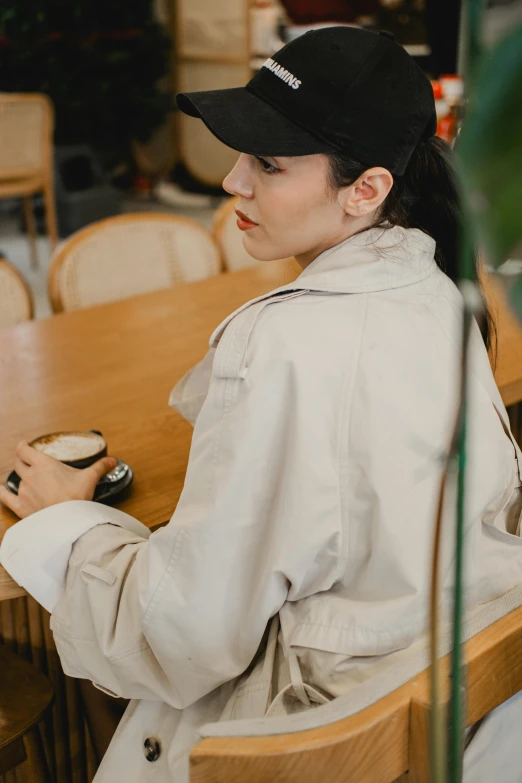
left=0, top=500, right=150, bottom=612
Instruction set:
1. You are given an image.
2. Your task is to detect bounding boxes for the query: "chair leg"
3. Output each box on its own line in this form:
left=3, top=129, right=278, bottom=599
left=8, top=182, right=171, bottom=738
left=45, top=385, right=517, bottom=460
left=23, top=196, right=39, bottom=270
left=0, top=736, right=26, bottom=776
left=21, top=724, right=52, bottom=783
left=43, top=181, right=59, bottom=251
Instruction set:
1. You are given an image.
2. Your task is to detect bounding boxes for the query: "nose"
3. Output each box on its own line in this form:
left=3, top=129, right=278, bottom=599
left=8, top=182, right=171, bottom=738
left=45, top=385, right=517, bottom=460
left=222, top=154, right=254, bottom=199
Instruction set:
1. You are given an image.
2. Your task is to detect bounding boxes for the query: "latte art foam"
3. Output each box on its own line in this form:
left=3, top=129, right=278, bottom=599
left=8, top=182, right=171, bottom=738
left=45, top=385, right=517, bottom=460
left=32, top=432, right=105, bottom=461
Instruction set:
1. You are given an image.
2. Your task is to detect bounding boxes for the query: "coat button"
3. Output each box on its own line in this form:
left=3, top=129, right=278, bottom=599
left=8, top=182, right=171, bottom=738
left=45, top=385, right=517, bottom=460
left=143, top=737, right=161, bottom=762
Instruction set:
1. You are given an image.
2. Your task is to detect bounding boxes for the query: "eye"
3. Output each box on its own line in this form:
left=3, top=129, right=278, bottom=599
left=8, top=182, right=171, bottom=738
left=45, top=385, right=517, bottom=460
left=255, top=156, right=279, bottom=175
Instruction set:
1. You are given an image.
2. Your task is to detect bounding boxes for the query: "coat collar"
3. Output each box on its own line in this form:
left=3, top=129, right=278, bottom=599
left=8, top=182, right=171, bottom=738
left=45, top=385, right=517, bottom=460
left=295, top=225, right=436, bottom=293
left=210, top=226, right=436, bottom=347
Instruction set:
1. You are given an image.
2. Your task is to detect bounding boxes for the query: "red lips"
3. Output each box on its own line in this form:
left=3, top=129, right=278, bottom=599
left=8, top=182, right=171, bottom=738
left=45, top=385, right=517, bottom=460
left=235, top=209, right=258, bottom=231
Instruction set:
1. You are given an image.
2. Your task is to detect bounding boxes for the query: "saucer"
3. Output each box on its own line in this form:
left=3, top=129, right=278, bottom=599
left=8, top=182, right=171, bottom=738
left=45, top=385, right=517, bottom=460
left=4, top=458, right=134, bottom=506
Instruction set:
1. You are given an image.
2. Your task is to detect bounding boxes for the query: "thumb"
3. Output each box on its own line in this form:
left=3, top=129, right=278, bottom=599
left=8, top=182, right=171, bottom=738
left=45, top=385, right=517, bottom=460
left=88, top=456, right=117, bottom=483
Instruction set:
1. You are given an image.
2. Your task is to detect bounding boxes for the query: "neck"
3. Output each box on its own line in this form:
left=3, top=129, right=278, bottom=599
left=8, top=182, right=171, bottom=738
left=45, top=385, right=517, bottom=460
left=294, top=215, right=376, bottom=270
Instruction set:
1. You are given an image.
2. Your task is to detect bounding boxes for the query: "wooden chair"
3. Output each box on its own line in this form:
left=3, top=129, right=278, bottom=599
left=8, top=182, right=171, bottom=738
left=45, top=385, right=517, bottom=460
left=48, top=212, right=222, bottom=313
left=0, top=256, right=34, bottom=329
left=213, top=196, right=293, bottom=272
left=171, top=0, right=252, bottom=186
left=0, top=93, right=58, bottom=270
left=0, top=645, right=54, bottom=782
left=189, top=590, right=522, bottom=783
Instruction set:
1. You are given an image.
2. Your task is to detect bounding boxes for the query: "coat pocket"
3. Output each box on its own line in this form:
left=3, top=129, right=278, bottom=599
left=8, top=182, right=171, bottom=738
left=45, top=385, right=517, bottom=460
left=80, top=563, right=118, bottom=585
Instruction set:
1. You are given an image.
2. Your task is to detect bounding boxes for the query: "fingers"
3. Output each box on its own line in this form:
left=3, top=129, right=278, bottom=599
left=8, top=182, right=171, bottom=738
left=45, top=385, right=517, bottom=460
left=88, top=457, right=117, bottom=484
left=14, top=456, right=31, bottom=479
left=15, top=441, right=37, bottom=467
left=0, top=483, right=24, bottom=518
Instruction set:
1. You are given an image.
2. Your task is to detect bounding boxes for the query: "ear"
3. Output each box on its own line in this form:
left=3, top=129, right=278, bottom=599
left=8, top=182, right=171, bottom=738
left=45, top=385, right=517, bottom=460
left=338, top=167, right=394, bottom=217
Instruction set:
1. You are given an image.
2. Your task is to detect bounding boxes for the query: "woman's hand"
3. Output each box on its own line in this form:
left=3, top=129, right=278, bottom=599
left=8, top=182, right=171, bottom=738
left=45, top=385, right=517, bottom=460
left=0, top=441, right=116, bottom=519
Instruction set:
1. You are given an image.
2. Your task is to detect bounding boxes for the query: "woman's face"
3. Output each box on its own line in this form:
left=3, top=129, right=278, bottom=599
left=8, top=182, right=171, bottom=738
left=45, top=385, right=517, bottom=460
left=222, top=153, right=391, bottom=268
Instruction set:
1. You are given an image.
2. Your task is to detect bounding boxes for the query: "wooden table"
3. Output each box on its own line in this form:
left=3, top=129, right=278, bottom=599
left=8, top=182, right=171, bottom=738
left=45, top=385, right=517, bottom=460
left=1, top=262, right=522, bottom=601
left=0, top=259, right=300, bottom=601
left=486, top=275, right=522, bottom=407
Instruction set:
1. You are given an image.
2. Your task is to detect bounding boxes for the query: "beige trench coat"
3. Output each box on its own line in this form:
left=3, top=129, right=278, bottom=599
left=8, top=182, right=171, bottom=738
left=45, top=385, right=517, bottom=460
left=3, top=226, right=522, bottom=782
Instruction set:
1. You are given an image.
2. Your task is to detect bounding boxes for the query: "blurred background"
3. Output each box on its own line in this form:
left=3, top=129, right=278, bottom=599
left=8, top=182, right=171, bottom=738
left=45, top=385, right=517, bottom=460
left=1, top=0, right=521, bottom=320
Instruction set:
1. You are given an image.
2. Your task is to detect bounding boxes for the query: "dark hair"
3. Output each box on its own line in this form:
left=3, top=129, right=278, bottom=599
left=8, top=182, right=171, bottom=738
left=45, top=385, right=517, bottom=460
left=327, top=136, right=496, bottom=357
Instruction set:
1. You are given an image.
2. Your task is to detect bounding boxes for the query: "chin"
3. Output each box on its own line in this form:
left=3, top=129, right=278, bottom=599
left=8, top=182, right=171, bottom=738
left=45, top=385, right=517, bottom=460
left=242, top=235, right=286, bottom=262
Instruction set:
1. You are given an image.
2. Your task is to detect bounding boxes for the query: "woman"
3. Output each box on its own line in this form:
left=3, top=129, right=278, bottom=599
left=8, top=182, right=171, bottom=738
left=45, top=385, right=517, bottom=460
left=2, top=27, right=522, bottom=783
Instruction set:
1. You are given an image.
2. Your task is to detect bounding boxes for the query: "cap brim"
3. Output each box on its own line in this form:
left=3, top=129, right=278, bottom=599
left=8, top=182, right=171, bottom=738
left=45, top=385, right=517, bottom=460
left=176, top=87, right=336, bottom=157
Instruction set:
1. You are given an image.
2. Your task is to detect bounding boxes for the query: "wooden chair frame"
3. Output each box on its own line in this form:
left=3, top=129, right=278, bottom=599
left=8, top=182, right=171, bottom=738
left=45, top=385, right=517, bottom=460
left=168, top=0, right=252, bottom=186
left=173, top=0, right=251, bottom=64
left=47, top=211, right=223, bottom=314
left=0, top=643, right=54, bottom=782
left=0, top=93, right=58, bottom=269
left=0, top=256, right=34, bottom=324
left=189, top=604, right=522, bottom=783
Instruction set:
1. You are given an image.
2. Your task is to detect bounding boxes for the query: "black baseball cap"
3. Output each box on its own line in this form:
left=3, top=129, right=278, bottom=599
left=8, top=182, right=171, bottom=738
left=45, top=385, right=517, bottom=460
left=176, top=27, right=436, bottom=176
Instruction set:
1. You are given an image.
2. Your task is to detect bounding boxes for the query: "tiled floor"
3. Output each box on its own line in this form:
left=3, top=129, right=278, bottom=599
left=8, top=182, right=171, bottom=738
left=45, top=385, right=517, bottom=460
left=0, top=195, right=223, bottom=320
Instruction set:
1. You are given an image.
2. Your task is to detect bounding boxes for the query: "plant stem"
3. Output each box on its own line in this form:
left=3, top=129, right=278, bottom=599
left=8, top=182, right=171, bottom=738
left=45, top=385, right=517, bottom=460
left=448, top=309, right=472, bottom=783
left=446, top=2, right=485, bottom=777
left=429, top=464, right=449, bottom=783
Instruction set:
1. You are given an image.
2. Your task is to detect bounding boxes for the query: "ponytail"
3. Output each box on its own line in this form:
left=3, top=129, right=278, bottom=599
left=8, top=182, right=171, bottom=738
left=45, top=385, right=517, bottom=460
left=400, top=137, right=459, bottom=282
left=327, top=137, right=495, bottom=355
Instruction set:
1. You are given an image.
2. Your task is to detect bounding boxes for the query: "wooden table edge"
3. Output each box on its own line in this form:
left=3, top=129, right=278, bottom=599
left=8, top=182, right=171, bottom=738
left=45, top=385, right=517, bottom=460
left=0, top=566, right=26, bottom=600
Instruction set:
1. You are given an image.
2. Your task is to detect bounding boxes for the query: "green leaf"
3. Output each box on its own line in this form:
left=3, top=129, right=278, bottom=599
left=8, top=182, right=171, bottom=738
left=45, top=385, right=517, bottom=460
left=457, top=23, right=522, bottom=270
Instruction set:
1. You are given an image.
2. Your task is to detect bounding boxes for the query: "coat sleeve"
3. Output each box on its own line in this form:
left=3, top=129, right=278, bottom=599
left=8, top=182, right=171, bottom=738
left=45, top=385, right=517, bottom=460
left=20, top=306, right=344, bottom=708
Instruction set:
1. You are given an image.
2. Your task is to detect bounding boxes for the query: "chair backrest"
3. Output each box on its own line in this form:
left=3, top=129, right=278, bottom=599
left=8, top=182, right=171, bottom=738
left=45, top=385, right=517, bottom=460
left=189, top=599, right=522, bottom=783
left=0, top=258, right=34, bottom=328
left=48, top=213, right=222, bottom=313
left=213, top=196, right=293, bottom=272
left=173, top=0, right=251, bottom=186
left=0, top=93, right=54, bottom=180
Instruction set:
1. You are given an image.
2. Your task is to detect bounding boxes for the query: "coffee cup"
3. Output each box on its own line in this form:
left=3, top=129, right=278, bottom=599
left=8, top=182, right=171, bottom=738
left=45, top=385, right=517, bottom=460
left=29, top=430, right=107, bottom=469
